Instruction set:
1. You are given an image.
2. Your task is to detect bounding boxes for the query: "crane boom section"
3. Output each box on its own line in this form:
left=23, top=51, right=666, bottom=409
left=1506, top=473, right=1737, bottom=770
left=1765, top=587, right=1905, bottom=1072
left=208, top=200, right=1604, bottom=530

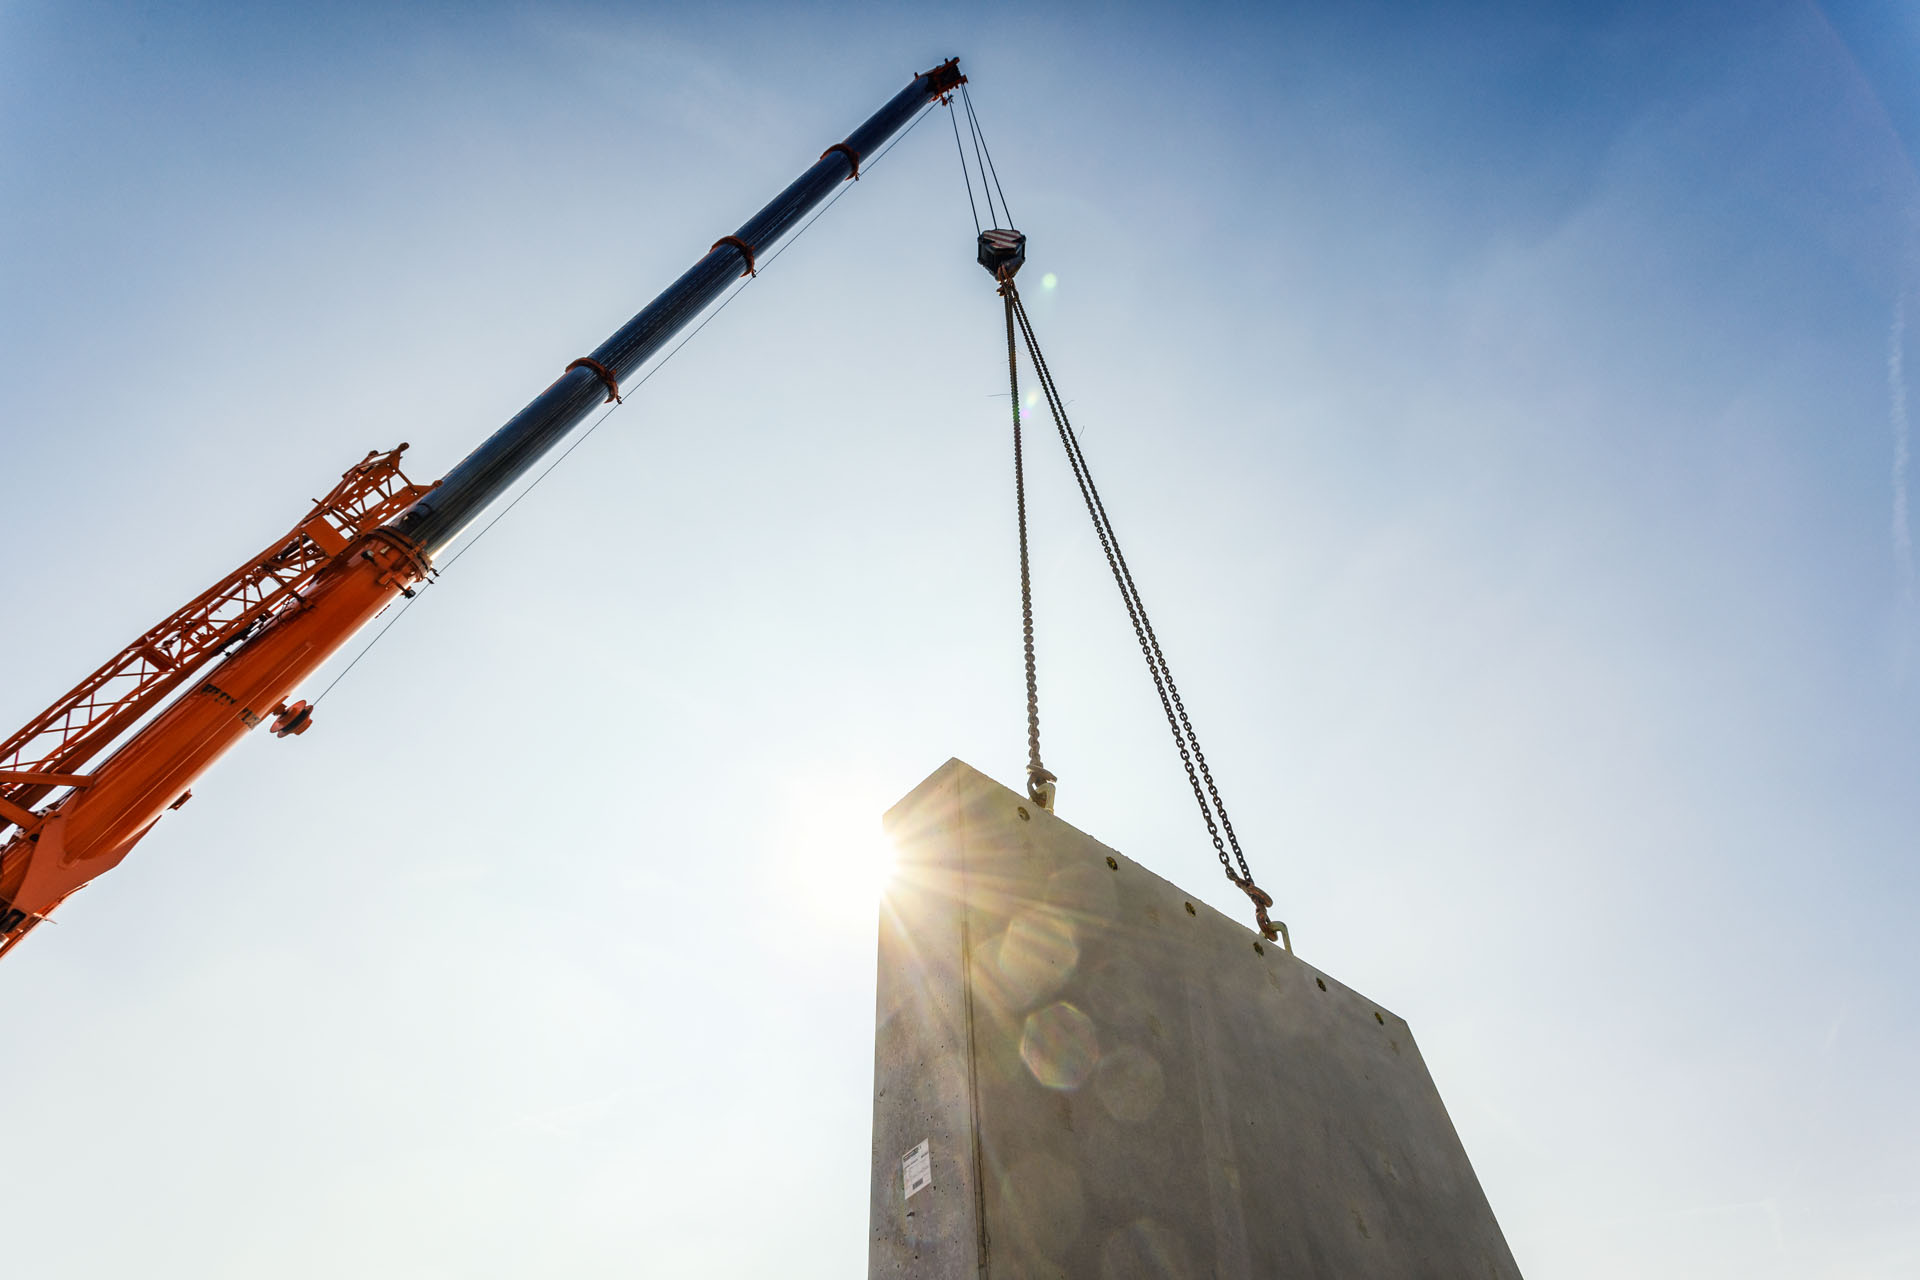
left=0, top=58, right=966, bottom=960
left=392, top=58, right=964, bottom=556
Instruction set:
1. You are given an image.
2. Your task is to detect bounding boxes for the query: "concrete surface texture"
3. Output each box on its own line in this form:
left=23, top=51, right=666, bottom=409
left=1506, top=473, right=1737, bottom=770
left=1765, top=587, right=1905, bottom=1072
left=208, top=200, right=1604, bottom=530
left=869, top=758, right=1521, bottom=1278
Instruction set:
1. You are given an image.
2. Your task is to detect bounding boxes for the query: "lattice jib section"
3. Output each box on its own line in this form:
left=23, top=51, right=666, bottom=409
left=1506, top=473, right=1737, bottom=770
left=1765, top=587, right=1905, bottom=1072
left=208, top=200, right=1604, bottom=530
left=0, top=447, right=430, bottom=826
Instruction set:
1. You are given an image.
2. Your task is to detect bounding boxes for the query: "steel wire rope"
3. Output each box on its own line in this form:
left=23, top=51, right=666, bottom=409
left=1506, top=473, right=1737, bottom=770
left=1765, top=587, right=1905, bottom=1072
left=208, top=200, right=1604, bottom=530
left=312, top=102, right=938, bottom=705
left=949, top=99, right=982, bottom=235
left=961, top=84, right=1013, bottom=228
left=959, top=86, right=998, bottom=228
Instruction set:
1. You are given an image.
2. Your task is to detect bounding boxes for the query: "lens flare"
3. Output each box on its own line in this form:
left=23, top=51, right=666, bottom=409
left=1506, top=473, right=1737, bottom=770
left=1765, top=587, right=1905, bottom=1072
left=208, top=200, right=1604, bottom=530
left=1094, top=1045, right=1164, bottom=1123
left=996, top=910, right=1080, bottom=1009
left=1021, top=1001, right=1098, bottom=1089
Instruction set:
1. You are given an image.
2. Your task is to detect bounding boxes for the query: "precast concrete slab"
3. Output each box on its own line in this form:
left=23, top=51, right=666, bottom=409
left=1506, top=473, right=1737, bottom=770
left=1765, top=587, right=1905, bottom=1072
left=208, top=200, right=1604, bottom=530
left=870, top=758, right=1520, bottom=1279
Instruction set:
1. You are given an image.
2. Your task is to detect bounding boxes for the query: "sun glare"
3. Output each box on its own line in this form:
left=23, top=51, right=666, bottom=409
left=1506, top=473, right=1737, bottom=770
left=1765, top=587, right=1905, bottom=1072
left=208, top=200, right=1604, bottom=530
left=766, top=777, right=901, bottom=935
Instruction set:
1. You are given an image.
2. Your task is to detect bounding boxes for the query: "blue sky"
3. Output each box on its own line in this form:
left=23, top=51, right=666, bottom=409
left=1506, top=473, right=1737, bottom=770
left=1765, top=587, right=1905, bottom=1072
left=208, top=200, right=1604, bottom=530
left=2, top=2, right=1917, bottom=1276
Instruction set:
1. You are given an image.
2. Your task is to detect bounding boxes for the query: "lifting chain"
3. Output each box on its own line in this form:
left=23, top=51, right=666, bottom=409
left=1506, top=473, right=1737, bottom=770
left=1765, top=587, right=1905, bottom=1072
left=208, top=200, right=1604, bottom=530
left=951, top=80, right=1283, bottom=948
left=1005, top=286, right=1056, bottom=812
left=1000, top=278, right=1285, bottom=950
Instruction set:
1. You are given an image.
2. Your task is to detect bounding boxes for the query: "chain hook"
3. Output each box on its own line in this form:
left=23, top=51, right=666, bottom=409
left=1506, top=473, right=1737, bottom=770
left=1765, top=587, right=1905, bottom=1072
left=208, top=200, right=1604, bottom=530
left=1231, top=876, right=1290, bottom=952
left=1026, top=766, right=1057, bottom=813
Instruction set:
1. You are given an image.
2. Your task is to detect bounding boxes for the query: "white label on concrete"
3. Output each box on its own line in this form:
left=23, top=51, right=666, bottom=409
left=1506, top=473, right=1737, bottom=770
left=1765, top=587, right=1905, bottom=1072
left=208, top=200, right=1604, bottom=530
left=902, top=1139, right=932, bottom=1199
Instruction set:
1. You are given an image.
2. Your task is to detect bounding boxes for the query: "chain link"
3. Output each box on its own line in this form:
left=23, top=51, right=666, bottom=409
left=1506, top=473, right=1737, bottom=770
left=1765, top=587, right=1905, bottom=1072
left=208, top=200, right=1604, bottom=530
left=1005, top=288, right=1055, bottom=809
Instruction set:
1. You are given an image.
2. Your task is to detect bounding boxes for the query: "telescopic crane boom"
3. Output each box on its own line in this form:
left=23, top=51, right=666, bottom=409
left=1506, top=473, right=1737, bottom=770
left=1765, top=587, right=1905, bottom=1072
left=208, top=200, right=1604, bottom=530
left=0, top=58, right=967, bottom=959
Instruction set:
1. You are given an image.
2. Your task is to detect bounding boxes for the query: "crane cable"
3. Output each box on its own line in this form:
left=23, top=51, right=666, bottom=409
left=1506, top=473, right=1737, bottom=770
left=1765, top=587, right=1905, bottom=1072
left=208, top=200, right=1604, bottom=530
left=950, top=96, right=982, bottom=236
left=962, top=83, right=1013, bottom=227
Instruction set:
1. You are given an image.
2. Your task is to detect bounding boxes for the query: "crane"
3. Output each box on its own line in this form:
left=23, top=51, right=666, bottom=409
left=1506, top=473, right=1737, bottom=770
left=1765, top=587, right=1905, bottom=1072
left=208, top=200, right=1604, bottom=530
left=0, top=58, right=969, bottom=959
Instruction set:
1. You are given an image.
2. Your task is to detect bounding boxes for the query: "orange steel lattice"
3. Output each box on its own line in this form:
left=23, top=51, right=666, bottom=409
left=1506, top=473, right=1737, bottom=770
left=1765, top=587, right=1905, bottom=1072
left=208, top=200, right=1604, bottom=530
left=0, top=446, right=428, bottom=835
left=0, top=445, right=432, bottom=956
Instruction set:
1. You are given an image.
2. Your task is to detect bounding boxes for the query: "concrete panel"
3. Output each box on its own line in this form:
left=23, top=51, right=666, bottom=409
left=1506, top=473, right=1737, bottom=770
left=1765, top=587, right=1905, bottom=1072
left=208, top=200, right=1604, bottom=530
left=870, top=758, right=1520, bottom=1279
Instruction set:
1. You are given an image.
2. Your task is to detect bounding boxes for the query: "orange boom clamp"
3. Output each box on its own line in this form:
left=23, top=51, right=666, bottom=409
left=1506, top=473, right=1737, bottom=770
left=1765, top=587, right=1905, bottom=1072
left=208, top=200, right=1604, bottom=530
left=710, top=234, right=757, bottom=277
left=921, top=56, right=966, bottom=100
left=821, top=142, right=861, bottom=180
left=564, top=357, right=622, bottom=403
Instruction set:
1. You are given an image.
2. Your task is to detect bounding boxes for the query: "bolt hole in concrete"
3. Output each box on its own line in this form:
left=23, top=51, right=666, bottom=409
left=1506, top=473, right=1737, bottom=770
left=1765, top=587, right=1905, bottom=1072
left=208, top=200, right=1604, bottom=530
left=1184, top=901, right=1196, bottom=916
left=1018, top=806, right=1031, bottom=821
left=1105, top=856, right=1118, bottom=870
left=1375, top=1011, right=1385, bottom=1024
left=1254, top=942, right=1265, bottom=955
left=1316, top=977, right=1327, bottom=991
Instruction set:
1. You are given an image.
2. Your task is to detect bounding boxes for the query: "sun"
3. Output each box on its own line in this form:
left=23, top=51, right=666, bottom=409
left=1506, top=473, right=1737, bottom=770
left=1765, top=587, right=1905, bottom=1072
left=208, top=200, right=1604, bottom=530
left=763, top=773, right=902, bottom=933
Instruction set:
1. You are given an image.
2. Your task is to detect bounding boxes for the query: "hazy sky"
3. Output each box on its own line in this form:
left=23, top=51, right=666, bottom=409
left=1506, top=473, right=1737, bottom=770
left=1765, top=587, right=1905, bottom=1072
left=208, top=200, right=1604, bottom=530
left=3, top=2, right=1917, bottom=1276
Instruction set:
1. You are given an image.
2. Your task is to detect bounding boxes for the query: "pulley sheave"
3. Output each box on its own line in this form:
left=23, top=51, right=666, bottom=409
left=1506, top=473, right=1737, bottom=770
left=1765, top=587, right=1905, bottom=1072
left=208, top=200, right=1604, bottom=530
left=978, top=228, right=1027, bottom=281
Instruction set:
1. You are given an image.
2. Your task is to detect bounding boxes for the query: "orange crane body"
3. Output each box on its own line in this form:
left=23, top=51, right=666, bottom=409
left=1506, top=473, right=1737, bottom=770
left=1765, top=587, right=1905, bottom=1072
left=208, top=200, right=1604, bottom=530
left=0, top=451, right=431, bottom=952
left=4, top=541, right=423, bottom=923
